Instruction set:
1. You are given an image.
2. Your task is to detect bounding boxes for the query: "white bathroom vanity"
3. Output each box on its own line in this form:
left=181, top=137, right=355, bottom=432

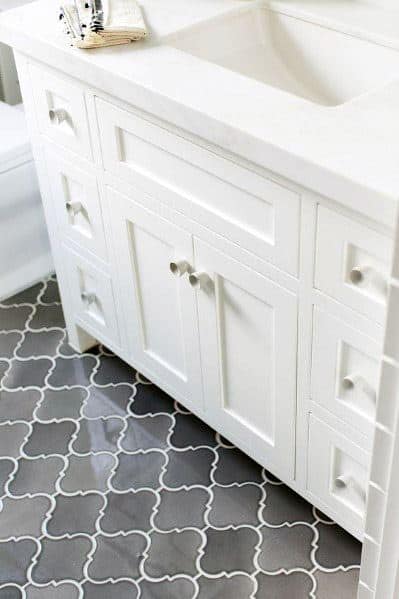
left=1, top=0, right=398, bottom=573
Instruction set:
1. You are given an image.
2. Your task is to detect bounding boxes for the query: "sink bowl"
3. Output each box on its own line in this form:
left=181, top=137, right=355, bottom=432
left=166, top=5, right=399, bottom=106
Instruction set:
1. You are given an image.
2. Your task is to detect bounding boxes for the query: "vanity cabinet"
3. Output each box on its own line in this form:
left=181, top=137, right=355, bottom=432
left=108, top=186, right=297, bottom=479
left=15, top=55, right=394, bottom=541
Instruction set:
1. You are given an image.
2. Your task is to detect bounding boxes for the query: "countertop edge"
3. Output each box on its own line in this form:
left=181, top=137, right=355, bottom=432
left=1, top=16, right=397, bottom=230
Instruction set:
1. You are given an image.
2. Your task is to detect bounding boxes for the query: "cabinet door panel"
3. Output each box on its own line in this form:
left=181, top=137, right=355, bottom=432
left=194, top=239, right=297, bottom=479
left=107, top=187, right=203, bottom=410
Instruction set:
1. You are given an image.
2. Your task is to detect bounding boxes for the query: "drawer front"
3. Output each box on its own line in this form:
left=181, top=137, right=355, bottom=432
left=311, top=308, right=381, bottom=436
left=45, top=148, right=107, bottom=261
left=62, top=244, right=119, bottom=348
left=96, top=98, right=300, bottom=276
left=29, top=63, right=92, bottom=160
left=308, top=415, right=370, bottom=537
left=315, top=206, right=391, bottom=324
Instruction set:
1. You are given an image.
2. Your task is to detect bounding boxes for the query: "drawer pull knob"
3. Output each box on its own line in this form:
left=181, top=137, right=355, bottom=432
left=342, top=374, right=376, bottom=402
left=48, top=108, right=69, bottom=125
left=189, top=272, right=212, bottom=290
left=335, top=474, right=351, bottom=489
left=81, top=291, right=96, bottom=304
left=349, top=266, right=365, bottom=285
left=65, top=201, right=83, bottom=216
left=334, top=475, right=367, bottom=502
left=169, top=260, right=190, bottom=277
left=349, top=264, right=387, bottom=296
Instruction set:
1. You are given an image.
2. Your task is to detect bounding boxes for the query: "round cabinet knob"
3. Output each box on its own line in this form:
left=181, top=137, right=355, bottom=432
left=349, top=264, right=387, bottom=296
left=189, top=272, right=212, bottom=291
left=169, top=260, right=190, bottom=277
left=81, top=291, right=96, bottom=304
left=349, top=266, right=365, bottom=285
left=342, top=374, right=360, bottom=391
left=334, top=474, right=367, bottom=503
left=334, top=475, right=351, bottom=489
left=342, top=373, right=376, bottom=402
left=48, top=108, right=69, bottom=125
left=65, top=201, right=83, bottom=215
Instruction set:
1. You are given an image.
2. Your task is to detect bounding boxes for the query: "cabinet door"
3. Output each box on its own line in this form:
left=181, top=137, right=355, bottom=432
left=194, top=239, right=297, bottom=480
left=107, top=187, right=203, bottom=411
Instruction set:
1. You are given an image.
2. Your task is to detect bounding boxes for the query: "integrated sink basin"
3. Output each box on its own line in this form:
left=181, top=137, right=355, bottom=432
left=167, top=5, right=399, bottom=106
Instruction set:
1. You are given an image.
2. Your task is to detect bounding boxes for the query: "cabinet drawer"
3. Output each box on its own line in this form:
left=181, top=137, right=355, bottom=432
left=29, top=62, right=92, bottom=160
left=315, top=206, right=392, bottom=324
left=96, top=98, right=300, bottom=276
left=62, top=244, right=119, bottom=348
left=308, top=415, right=370, bottom=537
left=311, top=308, right=381, bottom=436
left=45, top=148, right=107, bottom=261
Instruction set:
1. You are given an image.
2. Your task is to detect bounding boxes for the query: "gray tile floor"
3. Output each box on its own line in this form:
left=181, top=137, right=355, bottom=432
left=0, top=276, right=362, bottom=598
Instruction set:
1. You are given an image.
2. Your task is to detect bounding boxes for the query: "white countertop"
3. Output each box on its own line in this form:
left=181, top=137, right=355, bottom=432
left=1, top=0, right=399, bottom=227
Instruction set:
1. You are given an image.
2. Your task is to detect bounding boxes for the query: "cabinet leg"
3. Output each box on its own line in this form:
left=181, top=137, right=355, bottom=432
left=66, top=323, right=98, bottom=354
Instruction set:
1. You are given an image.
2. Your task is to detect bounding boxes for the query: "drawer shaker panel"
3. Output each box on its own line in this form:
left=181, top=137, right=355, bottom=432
left=30, top=62, right=92, bottom=160
left=45, top=149, right=107, bottom=261
left=315, top=206, right=392, bottom=324
left=96, top=98, right=300, bottom=275
left=308, top=415, right=370, bottom=537
left=62, top=244, right=119, bottom=348
left=311, top=308, right=381, bottom=436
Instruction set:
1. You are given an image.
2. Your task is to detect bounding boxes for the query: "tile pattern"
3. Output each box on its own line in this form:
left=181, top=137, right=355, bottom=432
left=0, top=277, right=362, bottom=597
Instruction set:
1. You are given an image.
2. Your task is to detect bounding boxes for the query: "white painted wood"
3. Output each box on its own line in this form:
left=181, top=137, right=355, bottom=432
left=193, top=237, right=297, bottom=480
left=62, top=242, right=120, bottom=349
left=358, top=210, right=399, bottom=599
left=96, top=98, right=301, bottom=276
left=312, top=287, right=385, bottom=343
left=311, top=308, right=381, bottom=436
left=29, top=62, right=92, bottom=160
left=308, top=414, right=370, bottom=537
left=11, top=51, right=397, bottom=549
left=365, top=483, right=385, bottom=544
left=45, top=147, right=108, bottom=262
left=14, top=53, right=97, bottom=354
left=361, top=535, right=380, bottom=590
left=310, top=401, right=374, bottom=455
left=103, top=170, right=299, bottom=295
left=295, top=195, right=317, bottom=490
left=315, top=205, right=392, bottom=324
left=106, top=186, right=203, bottom=411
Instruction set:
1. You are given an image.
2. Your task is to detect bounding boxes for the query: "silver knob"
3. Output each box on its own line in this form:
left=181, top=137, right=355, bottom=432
left=189, top=272, right=212, bottom=290
left=65, top=201, right=83, bottom=216
left=48, top=108, right=69, bottom=125
left=334, top=474, right=367, bottom=502
left=81, top=291, right=96, bottom=304
left=342, top=375, right=356, bottom=391
left=169, top=260, right=190, bottom=277
left=342, top=373, right=376, bottom=402
left=349, top=266, right=365, bottom=285
left=335, top=475, right=351, bottom=489
left=349, top=264, right=387, bottom=296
